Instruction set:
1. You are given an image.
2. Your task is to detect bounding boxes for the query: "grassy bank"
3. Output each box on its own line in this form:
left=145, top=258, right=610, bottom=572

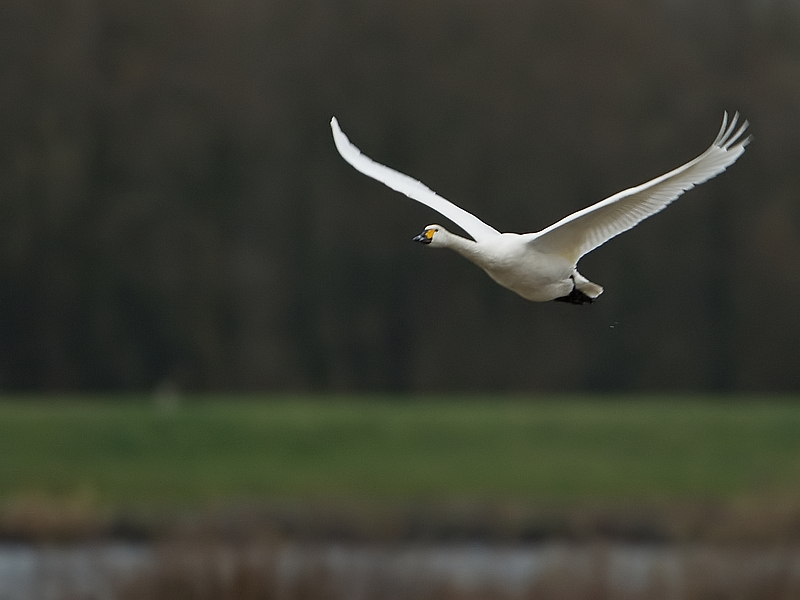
left=2, top=395, right=800, bottom=505
left=3, top=395, right=800, bottom=544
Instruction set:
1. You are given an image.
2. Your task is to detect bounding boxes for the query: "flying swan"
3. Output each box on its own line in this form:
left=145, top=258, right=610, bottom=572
left=330, top=114, right=750, bottom=304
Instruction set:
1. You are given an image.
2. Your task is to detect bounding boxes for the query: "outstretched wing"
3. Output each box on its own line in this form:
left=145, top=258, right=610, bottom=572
left=331, top=117, right=501, bottom=242
left=527, top=112, right=751, bottom=263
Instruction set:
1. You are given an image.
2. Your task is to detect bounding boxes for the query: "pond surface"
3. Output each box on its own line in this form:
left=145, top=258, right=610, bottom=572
left=1, top=541, right=798, bottom=599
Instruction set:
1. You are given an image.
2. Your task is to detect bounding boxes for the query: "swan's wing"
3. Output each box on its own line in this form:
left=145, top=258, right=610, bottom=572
left=331, top=117, right=501, bottom=242
left=527, top=112, right=751, bottom=263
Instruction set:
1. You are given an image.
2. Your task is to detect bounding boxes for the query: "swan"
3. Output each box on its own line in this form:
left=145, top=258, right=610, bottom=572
left=330, top=113, right=750, bottom=304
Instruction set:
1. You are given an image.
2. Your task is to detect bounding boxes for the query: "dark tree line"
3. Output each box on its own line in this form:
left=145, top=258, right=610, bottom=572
left=1, top=0, right=800, bottom=392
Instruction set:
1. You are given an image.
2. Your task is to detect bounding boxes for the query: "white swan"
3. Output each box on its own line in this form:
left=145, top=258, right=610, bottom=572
left=331, top=114, right=750, bottom=304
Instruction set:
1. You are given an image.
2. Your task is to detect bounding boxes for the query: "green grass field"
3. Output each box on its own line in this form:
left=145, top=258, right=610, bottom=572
left=2, top=396, right=800, bottom=508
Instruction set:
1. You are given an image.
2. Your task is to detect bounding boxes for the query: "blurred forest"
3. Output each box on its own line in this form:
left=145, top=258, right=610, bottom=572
left=1, top=0, right=799, bottom=393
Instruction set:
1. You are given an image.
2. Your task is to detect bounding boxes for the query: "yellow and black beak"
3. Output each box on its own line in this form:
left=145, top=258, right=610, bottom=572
left=413, top=229, right=435, bottom=244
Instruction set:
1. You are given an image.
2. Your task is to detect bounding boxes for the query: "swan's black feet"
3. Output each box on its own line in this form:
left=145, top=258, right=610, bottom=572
left=554, top=288, right=595, bottom=305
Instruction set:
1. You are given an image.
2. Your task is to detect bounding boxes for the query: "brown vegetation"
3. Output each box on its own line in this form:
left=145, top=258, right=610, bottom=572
left=8, top=499, right=800, bottom=546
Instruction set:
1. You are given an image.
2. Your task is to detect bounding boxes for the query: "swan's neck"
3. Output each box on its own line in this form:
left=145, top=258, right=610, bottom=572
left=441, top=231, right=481, bottom=261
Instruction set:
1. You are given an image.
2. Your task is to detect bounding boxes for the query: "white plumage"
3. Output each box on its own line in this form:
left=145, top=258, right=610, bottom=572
left=331, top=114, right=750, bottom=304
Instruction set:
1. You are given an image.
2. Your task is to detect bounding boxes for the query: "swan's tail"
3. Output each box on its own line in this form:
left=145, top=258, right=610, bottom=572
left=553, top=271, right=603, bottom=305
left=573, top=271, right=604, bottom=299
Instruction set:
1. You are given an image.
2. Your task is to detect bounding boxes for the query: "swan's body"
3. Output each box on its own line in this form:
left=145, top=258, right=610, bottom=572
left=331, top=114, right=750, bottom=303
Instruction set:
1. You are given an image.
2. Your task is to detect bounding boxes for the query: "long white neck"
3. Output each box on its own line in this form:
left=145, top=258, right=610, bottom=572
left=438, top=229, right=482, bottom=262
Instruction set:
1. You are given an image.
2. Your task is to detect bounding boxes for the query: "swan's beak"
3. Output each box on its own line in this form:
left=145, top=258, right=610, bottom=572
left=413, top=229, right=434, bottom=244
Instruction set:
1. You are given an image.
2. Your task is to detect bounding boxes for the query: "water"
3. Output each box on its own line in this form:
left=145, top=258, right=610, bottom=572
left=0, top=543, right=149, bottom=600
left=0, top=541, right=798, bottom=599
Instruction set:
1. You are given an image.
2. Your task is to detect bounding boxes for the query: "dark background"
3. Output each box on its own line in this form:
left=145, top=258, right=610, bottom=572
left=1, top=0, right=799, bottom=393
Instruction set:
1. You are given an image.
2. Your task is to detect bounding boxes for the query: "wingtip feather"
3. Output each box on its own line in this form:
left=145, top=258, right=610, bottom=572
left=330, top=116, right=343, bottom=138
left=714, top=111, right=750, bottom=151
left=331, top=116, right=359, bottom=162
left=715, top=111, right=729, bottom=145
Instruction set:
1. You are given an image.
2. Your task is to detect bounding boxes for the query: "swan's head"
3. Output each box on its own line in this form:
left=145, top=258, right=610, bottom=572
left=412, top=225, right=447, bottom=247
